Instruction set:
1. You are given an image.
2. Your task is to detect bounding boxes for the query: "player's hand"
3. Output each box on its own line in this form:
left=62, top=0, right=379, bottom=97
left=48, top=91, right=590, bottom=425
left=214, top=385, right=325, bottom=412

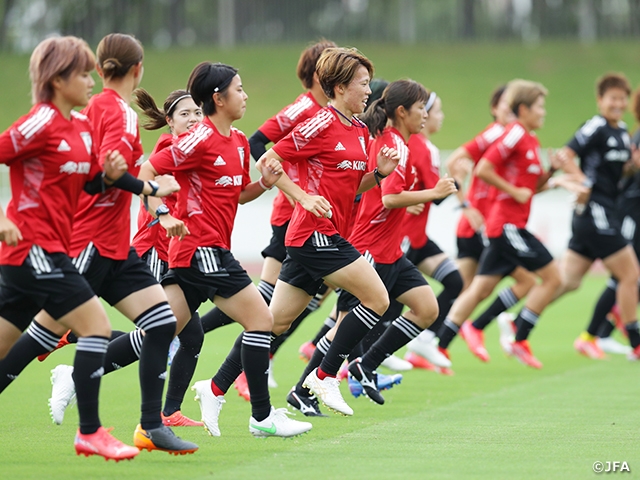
left=512, top=187, right=533, bottom=204
left=406, top=203, right=424, bottom=215
left=103, top=150, right=128, bottom=181
left=160, top=215, right=190, bottom=240
left=376, top=146, right=400, bottom=176
left=432, top=175, right=457, bottom=199
left=0, top=218, right=22, bottom=247
left=463, top=206, right=485, bottom=231
left=154, top=174, right=180, bottom=197
left=300, top=194, right=332, bottom=218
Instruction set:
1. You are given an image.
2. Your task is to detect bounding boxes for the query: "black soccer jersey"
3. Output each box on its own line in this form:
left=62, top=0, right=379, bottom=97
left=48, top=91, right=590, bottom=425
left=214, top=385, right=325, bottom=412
left=567, top=115, right=631, bottom=209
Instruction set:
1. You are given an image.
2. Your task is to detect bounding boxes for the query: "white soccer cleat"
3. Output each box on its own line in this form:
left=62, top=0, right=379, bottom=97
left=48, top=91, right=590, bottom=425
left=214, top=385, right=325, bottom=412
left=597, top=336, right=632, bottom=355
left=267, top=359, right=278, bottom=389
left=380, top=354, right=413, bottom=372
left=303, top=368, right=353, bottom=416
left=49, top=365, right=76, bottom=425
left=191, top=380, right=225, bottom=437
left=249, top=406, right=313, bottom=438
left=407, top=337, right=452, bottom=368
left=497, top=312, right=516, bottom=356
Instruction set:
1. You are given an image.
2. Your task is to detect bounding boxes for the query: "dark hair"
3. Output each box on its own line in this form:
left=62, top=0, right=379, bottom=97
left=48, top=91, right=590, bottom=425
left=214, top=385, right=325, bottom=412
left=187, top=62, right=238, bottom=116
left=360, top=80, right=429, bottom=137
left=632, top=86, right=640, bottom=124
left=96, top=33, right=143, bottom=80
left=297, top=39, right=337, bottom=89
left=134, top=88, right=191, bottom=130
left=596, top=73, right=631, bottom=98
left=489, top=84, right=507, bottom=120
left=365, top=78, right=389, bottom=112
left=316, top=47, right=374, bottom=100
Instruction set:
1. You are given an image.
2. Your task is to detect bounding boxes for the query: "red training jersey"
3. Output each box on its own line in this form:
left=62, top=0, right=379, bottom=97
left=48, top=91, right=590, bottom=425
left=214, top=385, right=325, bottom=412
left=0, top=103, right=100, bottom=265
left=401, top=135, right=440, bottom=249
left=482, top=121, right=543, bottom=238
left=131, top=133, right=176, bottom=262
left=149, top=117, right=251, bottom=268
left=259, top=92, right=323, bottom=228
left=456, top=122, right=504, bottom=238
left=349, top=127, right=415, bottom=264
left=272, top=107, right=371, bottom=247
left=70, top=89, right=144, bottom=259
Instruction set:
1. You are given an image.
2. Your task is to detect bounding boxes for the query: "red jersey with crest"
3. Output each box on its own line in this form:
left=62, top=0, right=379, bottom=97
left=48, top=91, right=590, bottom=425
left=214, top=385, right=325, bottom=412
left=456, top=122, right=504, bottom=238
left=149, top=117, right=251, bottom=267
left=131, top=133, right=176, bottom=261
left=272, top=107, right=371, bottom=247
left=259, top=92, right=323, bottom=227
left=70, top=89, right=144, bottom=259
left=349, top=127, right=414, bottom=264
left=482, top=121, right=543, bottom=238
left=401, top=135, right=440, bottom=249
left=0, top=103, right=100, bottom=265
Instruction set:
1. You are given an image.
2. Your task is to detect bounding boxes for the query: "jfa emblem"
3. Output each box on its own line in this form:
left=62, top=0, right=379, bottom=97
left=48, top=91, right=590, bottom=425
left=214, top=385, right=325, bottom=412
left=80, top=132, right=92, bottom=155
left=238, top=147, right=245, bottom=168
left=358, top=136, right=367, bottom=155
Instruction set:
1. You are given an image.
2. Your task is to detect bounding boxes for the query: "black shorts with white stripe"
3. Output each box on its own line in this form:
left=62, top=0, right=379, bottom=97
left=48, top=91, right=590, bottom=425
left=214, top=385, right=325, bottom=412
left=161, top=247, right=252, bottom=315
left=405, top=238, right=444, bottom=266
left=568, top=204, right=628, bottom=261
left=260, top=222, right=289, bottom=263
left=279, top=232, right=361, bottom=296
left=140, top=247, right=169, bottom=283
left=0, top=246, right=95, bottom=330
left=477, top=225, right=553, bottom=276
left=456, top=232, right=486, bottom=261
left=337, top=254, right=428, bottom=313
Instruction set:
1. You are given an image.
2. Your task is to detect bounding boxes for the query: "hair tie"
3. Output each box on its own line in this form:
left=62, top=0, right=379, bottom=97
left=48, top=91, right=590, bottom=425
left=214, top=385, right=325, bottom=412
left=425, top=91, right=437, bottom=112
left=167, top=94, right=192, bottom=115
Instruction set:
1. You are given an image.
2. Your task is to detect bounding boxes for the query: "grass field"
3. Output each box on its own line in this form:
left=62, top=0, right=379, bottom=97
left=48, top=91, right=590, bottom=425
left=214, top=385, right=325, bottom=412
left=1, top=274, right=638, bottom=480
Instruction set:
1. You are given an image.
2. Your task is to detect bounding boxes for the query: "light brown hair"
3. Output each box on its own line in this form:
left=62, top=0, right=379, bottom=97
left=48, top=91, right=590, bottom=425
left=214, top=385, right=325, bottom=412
left=316, top=47, right=374, bottom=100
left=96, top=33, right=143, bottom=80
left=296, top=39, right=337, bottom=89
left=504, top=79, right=548, bottom=117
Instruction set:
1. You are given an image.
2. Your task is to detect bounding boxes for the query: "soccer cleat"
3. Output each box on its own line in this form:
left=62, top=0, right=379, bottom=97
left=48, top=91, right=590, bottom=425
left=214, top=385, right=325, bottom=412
left=497, top=312, right=516, bottom=356
left=267, top=359, right=278, bottom=389
left=347, top=358, right=384, bottom=405
left=249, top=406, right=313, bottom=438
left=511, top=340, right=543, bottom=369
left=337, top=363, right=349, bottom=382
left=74, top=426, right=139, bottom=461
left=573, top=334, right=606, bottom=360
left=626, top=344, right=640, bottom=361
left=49, top=364, right=76, bottom=425
left=460, top=321, right=490, bottom=362
left=38, top=330, right=72, bottom=362
left=597, top=336, right=632, bottom=355
left=407, top=337, right=452, bottom=368
left=167, top=337, right=180, bottom=367
left=348, top=372, right=403, bottom=398
left=379, top=354, right=413, bottom=371
left=161, top=410, right=204, bottom=427
left=609, top=305, right=627, bottom=337
left=403, top=351, right=454, bottom=376
left=233, top=371, right=250, bottom=401
left=191, top=380, right=225, bottom=437
left=133, top=424, right=198, bottom=455
left=298, top=341, right=316, bottom=362
left=302, top=368, right=353, bottom=416
left=286, top=388, right=327, bottom=417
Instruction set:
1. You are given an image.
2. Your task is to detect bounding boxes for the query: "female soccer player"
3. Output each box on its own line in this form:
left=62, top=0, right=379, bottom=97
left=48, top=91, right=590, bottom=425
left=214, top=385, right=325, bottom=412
left=0, top=35, right=139, bottom=461
left=259, top=47, right=401, bottom=416
left=553, top=74, right=640, bottom=359
left=140, top=61, right=312, bottom=438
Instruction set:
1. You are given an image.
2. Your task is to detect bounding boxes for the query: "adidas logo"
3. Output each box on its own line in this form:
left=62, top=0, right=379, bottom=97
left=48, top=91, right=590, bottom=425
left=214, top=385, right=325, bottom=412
left=111, top=363, right=122, bottom=370
left=607, top=137, right=618, bottom=147
left=57, top=139, right=71, bottom=152
left=334, top=142, right=346, bottom=151
left=90, top=367, right=105, bottom=379
left=7, top=374, right=17, bottom=380
left=158, top=371, right=167, bottom=380
left=214, top=156, right=226, bottom=166
left=526, top=150, right=535, bottom=160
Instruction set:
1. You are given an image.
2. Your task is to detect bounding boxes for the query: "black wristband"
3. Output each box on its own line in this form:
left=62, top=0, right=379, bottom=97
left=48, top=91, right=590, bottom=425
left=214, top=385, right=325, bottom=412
left=373, top=167, right=387, bottom=187
left=112, top=172, right=145, bottom=195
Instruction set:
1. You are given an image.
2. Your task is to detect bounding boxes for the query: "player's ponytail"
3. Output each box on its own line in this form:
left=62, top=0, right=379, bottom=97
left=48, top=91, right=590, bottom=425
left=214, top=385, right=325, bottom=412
left=96, top=33, right=143, bottom=80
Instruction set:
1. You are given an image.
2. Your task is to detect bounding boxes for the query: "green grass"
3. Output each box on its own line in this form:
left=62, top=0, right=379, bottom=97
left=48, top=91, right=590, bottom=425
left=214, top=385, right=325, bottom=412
left=1, top=274, right=638, bottom=479
left=0, top=41, right=639, bottom=152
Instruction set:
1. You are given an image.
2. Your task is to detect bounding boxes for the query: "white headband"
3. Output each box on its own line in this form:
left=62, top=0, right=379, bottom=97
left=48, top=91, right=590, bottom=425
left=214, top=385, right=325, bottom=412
left=425, top=91, right=437, bottom=112
left=167, top=94, right=192, bottom=115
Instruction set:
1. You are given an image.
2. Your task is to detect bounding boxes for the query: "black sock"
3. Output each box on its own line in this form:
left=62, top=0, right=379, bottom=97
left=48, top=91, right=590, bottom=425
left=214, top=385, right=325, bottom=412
left=625, top=321, right=640, bottom=349
left=311, top=316, right=336, bottom=346
left=588, top=284, right=617, bottom=336
left=349, top=315, right=391, bottom=363
left=319, top=304, right=380, bottom=376
left=212, top=333, right=244, bottom=393
left=256, top=280, right=274, bottom=305
left=296, top=336, right=331, bottom=393
left=514, top=307, right=539, bottom=342
left=473, top=287, right=519, bottom=330
left=135, top=302, right=177, bottom=430
left=66, top=330, right=126, bottom=345
left=597, top=319, right=616, bottom=338
left=429, top=261, right=463, bottom=333
left=163, top=312, right=204, bottom=416
left=103, top=329, right=143, bottom=374
left=0, top=321, right=60, bottom=394
left=241, top=331, right=272, bottom=422
left=74, top=336, right=109, bottom=434
left=436, top=318, right=459, bottom=349
left=362, top=316, right=422, bottom=371
left=200, top=307, right=235, bottom=334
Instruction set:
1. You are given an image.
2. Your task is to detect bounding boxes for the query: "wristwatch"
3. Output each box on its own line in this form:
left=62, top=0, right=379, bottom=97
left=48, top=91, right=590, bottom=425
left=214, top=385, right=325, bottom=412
left=155, top=204, right=170, bottom=217
left=147, top=180, right=160, bottom=196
